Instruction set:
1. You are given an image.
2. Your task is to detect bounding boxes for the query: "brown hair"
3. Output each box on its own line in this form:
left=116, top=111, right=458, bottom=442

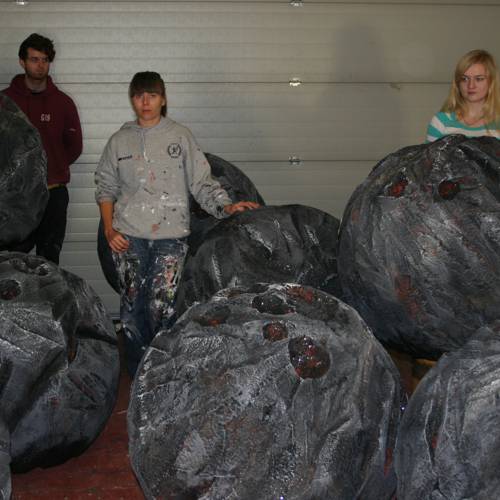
left=19, top=33, right=56, bottom=62
left=129, top=71, right=167, bottom=117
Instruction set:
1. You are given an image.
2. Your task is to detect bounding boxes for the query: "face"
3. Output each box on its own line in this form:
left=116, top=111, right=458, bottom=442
left=20, top=48, right=50, bottom=82
left=458, top=63, right=489, bottom=105
left=131, top=91, right=166, bottom=127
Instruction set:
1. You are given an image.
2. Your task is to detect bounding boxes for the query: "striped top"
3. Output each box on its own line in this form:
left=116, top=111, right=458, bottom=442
left=426, top=112, right=500, bottom=142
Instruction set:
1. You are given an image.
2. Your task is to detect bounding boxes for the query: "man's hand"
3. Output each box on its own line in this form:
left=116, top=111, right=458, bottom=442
left=223, top=201, right=260, bottom=215
left=105, top=227, right=129, bottom=253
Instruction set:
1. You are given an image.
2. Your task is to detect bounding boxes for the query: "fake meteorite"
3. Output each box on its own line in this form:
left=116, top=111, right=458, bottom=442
left=338, top=135, right=500, bottom=358
left=129, top=283, right=403, bottom=500
left=0, top=93, right=48, bottom=249
left=0, top=252, right=119, bottom=498
left=395, top=321, right=500, bottom=499
left=176, top=204, right=340, bottom=315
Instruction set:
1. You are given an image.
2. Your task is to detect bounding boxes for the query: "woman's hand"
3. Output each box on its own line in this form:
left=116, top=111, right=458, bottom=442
left=105, top=227, right=129, bottom=253
left=223, top=201, right=260, bottom=215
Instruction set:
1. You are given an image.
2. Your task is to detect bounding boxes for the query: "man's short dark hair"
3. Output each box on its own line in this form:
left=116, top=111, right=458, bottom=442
left=129, top=71, right=167, bottom=117
left=19, top=33, right=56, bottom=62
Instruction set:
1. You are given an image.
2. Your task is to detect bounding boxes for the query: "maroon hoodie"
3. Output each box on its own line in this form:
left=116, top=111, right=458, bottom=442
left=3, top=74, right=82, bottom=185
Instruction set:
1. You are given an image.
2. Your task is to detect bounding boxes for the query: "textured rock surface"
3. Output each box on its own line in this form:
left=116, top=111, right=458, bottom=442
left=97, top=153, right=264, bottom=293
left=188, top=153, right=265, bottom=250
left=129, top=283, right=403, bottom=500
left=176, top=205, right=340, bottom=315
left=0, top=252, right=119, bottom=496
left=0, top=93, right=48, bottom=248
left=395, top=322, right=500, bottom=500
left=338, top=135, right=500, bottom=358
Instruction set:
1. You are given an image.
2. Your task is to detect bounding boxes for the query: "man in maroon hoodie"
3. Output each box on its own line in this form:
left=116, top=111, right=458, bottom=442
left=3, top=33, right=82, bottom=264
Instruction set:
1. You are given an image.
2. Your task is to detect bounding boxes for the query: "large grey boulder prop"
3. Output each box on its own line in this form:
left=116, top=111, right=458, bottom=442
left=395, top=322, right=500, bottom=499
left=338, top=135, right=500, bottom=359
left=0, top=252, right=119, bottom=497
left=0, top=93, right=48, bottom=249
left=97, top=153, right=265, bottom=293
left=176, top=204, right=340, bottom=315
left=129, top=283, right=403, bottom=500
left=188, top=152, right=265, bottom=250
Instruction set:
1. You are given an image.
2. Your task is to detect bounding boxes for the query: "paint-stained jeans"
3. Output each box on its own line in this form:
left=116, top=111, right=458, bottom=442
left=113, top=236, right=188, bottom=376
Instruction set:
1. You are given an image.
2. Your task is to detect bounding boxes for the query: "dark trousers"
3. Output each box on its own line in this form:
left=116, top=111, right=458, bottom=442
left=113, top=236, right=188, bottom=376
left=9, top=186, right=69, bottom=265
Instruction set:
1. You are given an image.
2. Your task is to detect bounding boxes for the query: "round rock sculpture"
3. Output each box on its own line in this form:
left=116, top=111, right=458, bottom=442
left=338, top=135, right=500, bottom=359
left=0, top=93, right=48, bottom=249
left=0, top=252, right=119, bottom=497
left=189, top=152, right=265, bottom=250
left=129, top=283, right=403, bottom=500
left=395, top=322, right=500, bottom=499
left=97, top=153, right=265, bottom=293
left=176, top=204, right=340, bottom=315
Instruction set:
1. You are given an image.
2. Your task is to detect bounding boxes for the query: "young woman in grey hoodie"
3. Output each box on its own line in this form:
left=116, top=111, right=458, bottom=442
left=95, top=71, right=258, bottom=375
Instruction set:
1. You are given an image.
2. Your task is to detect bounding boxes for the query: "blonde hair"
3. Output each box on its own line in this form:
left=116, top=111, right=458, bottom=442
left=441, top=49, right=500, bottom=129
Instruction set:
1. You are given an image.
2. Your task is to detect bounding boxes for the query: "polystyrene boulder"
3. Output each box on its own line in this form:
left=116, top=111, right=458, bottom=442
left=0, top=252, right=119, bottom=497
left=129, top=283, right=403, bottom=500
left=395, top=321, right=500, bottom=499
left=338, top=135, right=500, bottom=358
left=0, top=93, right=48, bottom=249
left=176, top=204, right=340, bottom=315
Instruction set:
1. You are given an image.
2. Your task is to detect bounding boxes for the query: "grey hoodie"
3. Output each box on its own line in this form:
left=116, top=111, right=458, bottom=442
left=95, top=116, right=231, bottom=239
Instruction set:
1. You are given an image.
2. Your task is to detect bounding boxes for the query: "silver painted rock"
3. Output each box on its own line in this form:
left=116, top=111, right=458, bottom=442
left=0, top=252, right=119, bottom=497
left=0, top=93, right=48, bottom=248
left=129, top=283, right=403, bottom=500
left=338, top=135, right=500, bottom=359
left=176, top=204, right=340, bottom=315
left=395, top=322, right=500, bottom=499
left=188, top=153, right=265, bottom=250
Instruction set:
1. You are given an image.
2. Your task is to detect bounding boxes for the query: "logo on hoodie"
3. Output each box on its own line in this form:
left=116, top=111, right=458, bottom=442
left=40, top=113, right=51, bottom=122
left=167, top=143, right=182, bottom=158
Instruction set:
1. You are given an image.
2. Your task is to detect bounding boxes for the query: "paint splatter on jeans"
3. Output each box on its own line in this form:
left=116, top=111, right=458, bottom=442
left=113, top=236, right=188, bottom=376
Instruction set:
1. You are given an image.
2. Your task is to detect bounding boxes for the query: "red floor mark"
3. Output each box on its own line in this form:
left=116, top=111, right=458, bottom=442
left=11, top=368, right=144, bottom=499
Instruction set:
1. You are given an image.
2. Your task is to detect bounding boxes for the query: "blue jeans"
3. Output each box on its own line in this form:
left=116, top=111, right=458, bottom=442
left=113, top=236, right=188, bottom=376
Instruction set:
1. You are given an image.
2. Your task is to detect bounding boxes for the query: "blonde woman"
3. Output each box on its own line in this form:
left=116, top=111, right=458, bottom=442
left=426, top=49, right=500, bottom=142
